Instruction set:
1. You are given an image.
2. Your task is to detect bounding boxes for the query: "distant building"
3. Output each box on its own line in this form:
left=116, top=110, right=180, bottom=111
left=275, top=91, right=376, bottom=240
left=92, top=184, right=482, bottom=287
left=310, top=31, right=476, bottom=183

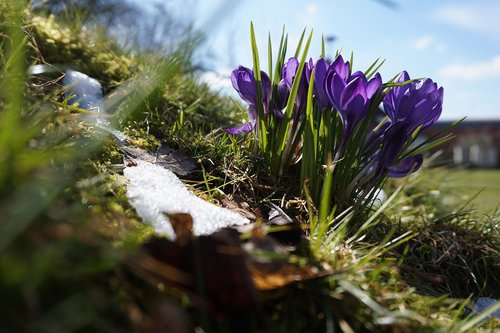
left=426, top=120, right=500, bottom=168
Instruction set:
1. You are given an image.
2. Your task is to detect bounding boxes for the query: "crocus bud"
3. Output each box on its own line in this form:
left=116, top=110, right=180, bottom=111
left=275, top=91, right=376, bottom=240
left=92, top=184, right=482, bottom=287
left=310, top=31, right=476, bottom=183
left=312, top=58, right=330, bottom=109
left=226, top=66, right=272, bottom=135
left=231, top=65, right=271, bottom=110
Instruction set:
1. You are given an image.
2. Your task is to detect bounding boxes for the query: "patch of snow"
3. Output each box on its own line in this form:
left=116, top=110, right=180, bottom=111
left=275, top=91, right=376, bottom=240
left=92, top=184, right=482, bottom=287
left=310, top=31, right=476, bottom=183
left=63, top=70, right=103, bottom=110
left=372, top=189, right=387, bottom=208
left=63, top=70, right=129, bottom=143
left=124, top=161, right=250, bottom=238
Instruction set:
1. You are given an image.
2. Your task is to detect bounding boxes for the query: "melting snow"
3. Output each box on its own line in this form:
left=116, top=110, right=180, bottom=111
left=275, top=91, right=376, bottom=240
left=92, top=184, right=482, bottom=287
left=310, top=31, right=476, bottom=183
left=124, top=161, right=250, bottom=238
left=63, top=70, right=103, bottom=110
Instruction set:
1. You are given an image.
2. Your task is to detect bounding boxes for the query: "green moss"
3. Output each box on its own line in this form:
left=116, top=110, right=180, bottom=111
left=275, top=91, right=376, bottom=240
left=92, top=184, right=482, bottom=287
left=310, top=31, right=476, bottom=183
left=29, top=14, right=134, bottom=86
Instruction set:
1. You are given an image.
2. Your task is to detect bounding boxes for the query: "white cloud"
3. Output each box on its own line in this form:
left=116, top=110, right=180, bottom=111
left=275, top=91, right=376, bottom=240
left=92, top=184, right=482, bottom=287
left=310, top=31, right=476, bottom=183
left=432, top=1, right=500, bottom=39
left=306, top=3, right=319, bottom=16
left=439, top=55, right=500, bottom=80
left=412, top=36, right=447, bottom=53
left=413, top=36, right=434, bottom=51
left=435, top=43, right=447, bottom=54
left=438, top=85, right=498, bottom=120
left=199, top=68, right=233, bottom=94
left=297, top=2, right=319, bottom=27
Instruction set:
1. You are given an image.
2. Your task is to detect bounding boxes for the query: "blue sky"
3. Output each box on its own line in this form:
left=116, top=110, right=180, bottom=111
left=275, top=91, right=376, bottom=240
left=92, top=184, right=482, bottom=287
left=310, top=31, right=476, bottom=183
left=186, top=0, right=500, bottom=120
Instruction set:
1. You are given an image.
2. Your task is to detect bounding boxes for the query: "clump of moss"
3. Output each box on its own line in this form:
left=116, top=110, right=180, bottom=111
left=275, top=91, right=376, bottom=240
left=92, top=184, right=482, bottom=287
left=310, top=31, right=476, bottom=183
left=28, top=14, right=134, bottom=87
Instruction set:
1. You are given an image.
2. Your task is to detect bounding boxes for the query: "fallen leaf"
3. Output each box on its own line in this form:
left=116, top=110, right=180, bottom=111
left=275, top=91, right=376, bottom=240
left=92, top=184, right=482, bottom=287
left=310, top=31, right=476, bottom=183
left=220, top=197, right=257, bottom=220
left=166, top=212, right=193, bottom=246
left=155, top=144, right=197, bottom=175
left=122, top=143, right=197, bottom=176
left=135, top=228, right=265, bottom=331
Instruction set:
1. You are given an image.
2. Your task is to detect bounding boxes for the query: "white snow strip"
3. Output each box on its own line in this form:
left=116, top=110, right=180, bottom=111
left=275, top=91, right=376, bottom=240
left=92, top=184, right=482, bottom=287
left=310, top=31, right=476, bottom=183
left=124, top=161, right=250, bottom=238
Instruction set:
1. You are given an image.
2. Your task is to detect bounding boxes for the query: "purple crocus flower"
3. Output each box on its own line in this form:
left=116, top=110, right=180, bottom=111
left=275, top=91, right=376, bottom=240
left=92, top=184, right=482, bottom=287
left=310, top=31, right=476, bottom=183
left=226, top=65, right=271, bottom=134
left=309, top=58, right=330, bottom=109
left=383, top=71, right=443, bottom=134
left=387, top=154, right=423, bottom=178
left=324, top=55, right=383, bottom=138
left=378, top=122, right=410, bottom=168
left=330, top=54, right=351, bottom=81
left=271, top=79, right=289, bottom=119
left=370, top=122, right=423, bottom=178
left=282, top=57, right=309, bottom=115
left=364, top=121, right=391, bottom=155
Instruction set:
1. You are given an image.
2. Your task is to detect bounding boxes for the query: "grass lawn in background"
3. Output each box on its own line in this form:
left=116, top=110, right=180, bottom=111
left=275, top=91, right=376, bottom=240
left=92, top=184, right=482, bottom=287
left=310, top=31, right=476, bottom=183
left=441, top=168, right=500, bottom=212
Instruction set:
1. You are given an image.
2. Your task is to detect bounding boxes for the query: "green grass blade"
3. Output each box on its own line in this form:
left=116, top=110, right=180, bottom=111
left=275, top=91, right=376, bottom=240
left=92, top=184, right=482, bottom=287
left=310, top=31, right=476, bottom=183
left=228, top=95, right=247, bottom=115
left=365, top=58, right=386, bottom=79
left=301, top=68, right=316, bottom=189
left=349, top=51, right=354, bottom=72
left=272, top=26, right=287, bottom=86
left=319, top=155, right=333, bottom=235
left=321, top=34, right=325, bottom=58
left=404, top=133, right=455, bottom=157
left=250, top=22, right=262, bottom=81
left=268, top=32, right=273, bottom=84
left=250, top=21, right=267, bottom=148
left=294, top=27, right=306, bottom=58
left=275, top=30, right=313, bottom=173
left=347, top=183, right=404, bottom=244
left=338, top=280, right=386, bottom=315
left=283, top=30, right=313, bottom=120
left=385, top=77, right=423, bottom=88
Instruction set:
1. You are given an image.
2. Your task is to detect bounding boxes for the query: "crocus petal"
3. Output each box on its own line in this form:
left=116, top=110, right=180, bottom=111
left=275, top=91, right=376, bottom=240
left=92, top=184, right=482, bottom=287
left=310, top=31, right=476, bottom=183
left=225, top=122, right=253, bottom=135
left=330, top=55, right=350, bottom=81
left=314, top=58, right=331, bottom=108
left=342, top=95, right=365, bottom=136
left=231, top=65, right=272, bottom=113
left=383, top=70, right=411, bottom=120
left=388, top=155, right=423, bottom=178
left=281, top=57, right=309, bottom=115
left=340, top=77, right=367, bottom=111
left=247, top=105, right=257, bottom=123
left=325, top=72, right=346, bottom=110
left=283, top=57, right=299, bottom=90
left=364, top=121, right=391, bottom=154
left=379, top=121, right=410, bottom=168
left=231, top=66, right=257, bottom=105
left=277, top=79, right=289, bottom=109
left=260, top=71, right=272, bottom=109
left=306, top=58, right=314, bottom=83
left=351, top=71, right=367, bottom=83
left=366, top=73, right=382, bottom=100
